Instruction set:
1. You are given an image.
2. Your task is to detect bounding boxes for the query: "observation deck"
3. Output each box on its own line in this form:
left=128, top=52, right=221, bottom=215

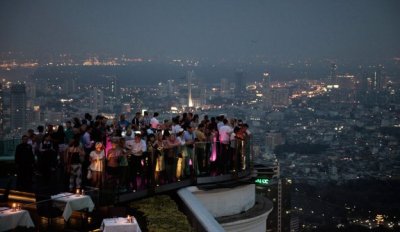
left=0, top=137, right=273, bottom=231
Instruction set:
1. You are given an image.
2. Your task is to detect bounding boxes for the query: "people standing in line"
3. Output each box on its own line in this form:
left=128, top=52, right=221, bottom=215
left=89, top=142, right=105, bottom=188
left=15, top=135, right=35, bottom=191
left=65, top=139, right=84, bottom=191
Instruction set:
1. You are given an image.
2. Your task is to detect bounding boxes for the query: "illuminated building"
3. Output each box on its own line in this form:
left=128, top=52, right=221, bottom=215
left=262, top=72, right=272, bottom=109
left=33, top=105, right=41, bottom=124
left=329, top=63, right=338, bottom=85
left=90, top=87, right=104, bottom=111
left=373, top=64, right=384, bottom=91
left=10, top=83, right=27, bottom=133
left=187, top=71, right=204, bottom=108
left=187, top=70, right=194, bottom=107
left=105, top=75, right=119, bottom=111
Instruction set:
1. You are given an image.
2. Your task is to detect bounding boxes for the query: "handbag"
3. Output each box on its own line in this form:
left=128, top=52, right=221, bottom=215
left=87, top=169, right=92, bottom=179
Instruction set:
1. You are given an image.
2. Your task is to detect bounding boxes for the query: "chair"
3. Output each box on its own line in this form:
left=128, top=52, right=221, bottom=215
left=0, top=177, right=12, bottom=204
left=35, top=193, right=64, bottom=225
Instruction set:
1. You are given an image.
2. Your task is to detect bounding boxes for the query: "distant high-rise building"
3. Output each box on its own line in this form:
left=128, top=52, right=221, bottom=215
left=10, top=83, right=27, bottom=133
left=234, top=70, right=246, bottom=98
left=220, top=78, right=230, bottom=97
left=329, top=63, right=338, bottom=84
left=105, top=75, right=118, bottom=103
left=262, top=72, right=272, bottom=109
left=90, top=87, right=104, bottom=111
left=62, top=77, right=77, bottom=95
left=33, top=105, right=41, bottom=124
left=373, top=64, right=384, bottom=91
left=271, top=88, right=290, bottom=107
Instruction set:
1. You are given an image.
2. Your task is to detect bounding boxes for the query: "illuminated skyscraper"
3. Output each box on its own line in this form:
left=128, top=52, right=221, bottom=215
left=329, top=63, right=338, bottom=85
left=105, top=75, right=118, bottom=103
left=90, top=87, right=104, bottom=111
left=10, top=83, right=27, bottom=133
left=262, top=72, right=272, bottom=109
left=186, top=71, right=204, bottom=108
left=373, top=64, right=384, bottom=91
left=187, top=70, right=194, bottom=107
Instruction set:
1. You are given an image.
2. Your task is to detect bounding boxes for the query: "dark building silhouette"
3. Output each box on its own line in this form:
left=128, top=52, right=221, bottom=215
left=10, top=83, right=27, bottom=133
left=234, top=70, right=246, bottom=98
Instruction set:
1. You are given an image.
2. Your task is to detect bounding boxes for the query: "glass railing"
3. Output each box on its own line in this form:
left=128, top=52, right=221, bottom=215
left=0, top=138, right=20, bottom=160
left=0, top=137, right=253, bottom=203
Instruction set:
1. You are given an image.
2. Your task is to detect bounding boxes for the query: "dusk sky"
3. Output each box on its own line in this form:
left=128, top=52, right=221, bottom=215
left=1, top=0, right=399, bottom=61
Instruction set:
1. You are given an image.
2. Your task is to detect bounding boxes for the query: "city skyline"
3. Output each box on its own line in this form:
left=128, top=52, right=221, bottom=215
left=0, top=0, right=399, bottom=62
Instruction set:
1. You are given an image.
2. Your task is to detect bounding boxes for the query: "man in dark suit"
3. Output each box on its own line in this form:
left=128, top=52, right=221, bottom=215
left=15, top=135, right=35, bottom=191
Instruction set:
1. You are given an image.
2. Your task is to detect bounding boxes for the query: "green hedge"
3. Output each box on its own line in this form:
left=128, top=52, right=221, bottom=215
left=131, top=195, right=193, bottom=232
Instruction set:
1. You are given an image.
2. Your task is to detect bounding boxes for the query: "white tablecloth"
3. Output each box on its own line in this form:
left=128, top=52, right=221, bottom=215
left=0, top=207, right=35, bottom=232
left=51, top=192, right=95, bottom=221
left=101, top=217, right=142, bottom=232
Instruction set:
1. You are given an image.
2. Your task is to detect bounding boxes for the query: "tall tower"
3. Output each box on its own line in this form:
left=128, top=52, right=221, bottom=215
left=262, top=72, right=272, bottom=109
left=105, top=75, right=118, bottom=104
left=10, top=83, right=27, bottom=134
left=329, top=63, right=338, bottom=85
left=187, top=70, right=195, bottom=107
left=90, top=87, right=104, bottom=112
left=374, top=64, right=384, bottom=91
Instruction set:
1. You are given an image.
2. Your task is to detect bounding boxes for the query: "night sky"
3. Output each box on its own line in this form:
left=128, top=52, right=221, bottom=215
left=0, top=0, right=399, bottom=61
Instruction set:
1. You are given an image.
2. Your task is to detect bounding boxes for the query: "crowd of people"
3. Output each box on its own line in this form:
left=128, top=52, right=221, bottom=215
left=14, top=111, right=252, bottom=193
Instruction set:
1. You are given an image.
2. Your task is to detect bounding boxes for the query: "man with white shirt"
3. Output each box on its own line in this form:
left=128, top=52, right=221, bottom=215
left=218, top=118, right=233, bottom=174
left=150, top=112, right=160, bottom=131
left=128, top=133, right=147, bottom=191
